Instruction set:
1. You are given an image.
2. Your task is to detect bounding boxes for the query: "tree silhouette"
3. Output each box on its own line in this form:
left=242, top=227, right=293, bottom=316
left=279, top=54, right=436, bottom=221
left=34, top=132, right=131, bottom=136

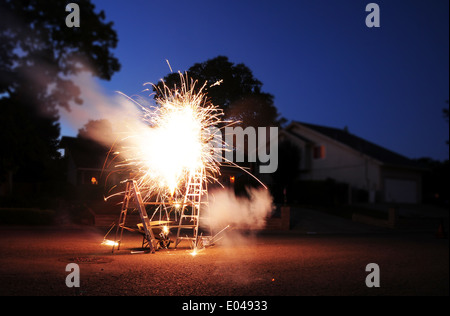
left=154, top=56, right=285, bottom=128
left=0, top=0, right=120, bottom=198
left=0, top=0, right=120, bottom=111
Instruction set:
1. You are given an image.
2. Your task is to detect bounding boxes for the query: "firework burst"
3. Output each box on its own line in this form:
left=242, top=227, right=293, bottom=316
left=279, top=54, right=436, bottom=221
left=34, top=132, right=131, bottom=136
left=108, top=72, right=225, bottom=223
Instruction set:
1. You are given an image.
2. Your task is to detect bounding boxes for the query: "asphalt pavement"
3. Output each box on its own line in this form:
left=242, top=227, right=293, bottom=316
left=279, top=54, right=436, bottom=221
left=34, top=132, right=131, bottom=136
left=0, top=215, right=448, bottom=297
left=289, top=207, right=390, bottom=234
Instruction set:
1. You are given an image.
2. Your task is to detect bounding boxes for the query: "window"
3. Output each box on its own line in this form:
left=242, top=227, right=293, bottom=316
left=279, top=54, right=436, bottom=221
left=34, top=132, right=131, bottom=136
left=313, top=145, right=326, bottom=159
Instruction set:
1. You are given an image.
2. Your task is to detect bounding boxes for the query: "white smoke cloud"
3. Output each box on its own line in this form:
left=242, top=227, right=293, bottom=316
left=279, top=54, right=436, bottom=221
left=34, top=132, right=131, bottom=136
left=58, top=71, right=148, bottom=145
left=204, top=187, right=274, bottom=232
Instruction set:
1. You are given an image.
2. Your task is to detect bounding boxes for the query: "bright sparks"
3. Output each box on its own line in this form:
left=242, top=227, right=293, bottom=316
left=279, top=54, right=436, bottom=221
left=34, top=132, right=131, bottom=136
left=113, top=72, right=224, bottom=200
left=101, top=239, right=119, bottom=247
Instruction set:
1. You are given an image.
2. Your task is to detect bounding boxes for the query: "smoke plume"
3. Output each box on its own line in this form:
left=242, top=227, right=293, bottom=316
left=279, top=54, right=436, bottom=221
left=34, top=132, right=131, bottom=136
left=59, top=71, right=149, bottom=145
left=203, top=187, right=273, bottom=233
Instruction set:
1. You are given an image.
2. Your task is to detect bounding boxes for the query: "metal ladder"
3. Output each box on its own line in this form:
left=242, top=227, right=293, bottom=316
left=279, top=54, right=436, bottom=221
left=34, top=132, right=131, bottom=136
left=175, top=169, right=207, bottom=248
left=112, top=180, right=157, bottom=253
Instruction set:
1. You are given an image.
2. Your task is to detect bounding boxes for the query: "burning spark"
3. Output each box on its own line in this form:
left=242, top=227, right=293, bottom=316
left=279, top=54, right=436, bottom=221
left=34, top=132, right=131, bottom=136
left=210, top=79, right=223, bottom=87
left=190, top=246, right=206, bottom=257
left=165, top=59, right=173, bottom=73
left=101, top=239, right=119, bottom=247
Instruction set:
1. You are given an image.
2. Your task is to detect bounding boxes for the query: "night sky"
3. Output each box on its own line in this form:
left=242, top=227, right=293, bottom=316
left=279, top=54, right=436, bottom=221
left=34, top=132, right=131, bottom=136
left=60, top=0, right=449, bottom=161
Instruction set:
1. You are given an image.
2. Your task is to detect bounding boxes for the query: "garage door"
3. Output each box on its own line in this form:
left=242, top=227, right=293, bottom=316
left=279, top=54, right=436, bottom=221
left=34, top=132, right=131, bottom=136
left=384, top=178, right=417, bottom=204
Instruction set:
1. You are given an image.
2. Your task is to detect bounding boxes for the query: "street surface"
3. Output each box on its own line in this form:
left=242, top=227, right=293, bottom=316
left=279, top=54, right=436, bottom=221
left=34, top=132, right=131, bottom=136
left=0, top=222, right=448, bottom=296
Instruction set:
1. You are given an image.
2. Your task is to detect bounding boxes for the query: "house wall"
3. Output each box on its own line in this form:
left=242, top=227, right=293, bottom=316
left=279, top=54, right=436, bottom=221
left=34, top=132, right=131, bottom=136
left=288, top=125, right=382, bottom=193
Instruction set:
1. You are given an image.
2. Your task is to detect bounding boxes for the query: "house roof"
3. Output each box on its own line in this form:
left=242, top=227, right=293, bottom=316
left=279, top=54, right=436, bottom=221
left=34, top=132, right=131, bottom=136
left=60, top=136, right=111, bottom=170
left=290, top=121, right=424, bottom=170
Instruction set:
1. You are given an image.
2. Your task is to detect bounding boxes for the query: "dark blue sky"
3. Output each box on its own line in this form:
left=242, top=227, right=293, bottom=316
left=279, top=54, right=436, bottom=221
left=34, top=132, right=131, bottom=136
left=61, top=0, right=449, bottom=161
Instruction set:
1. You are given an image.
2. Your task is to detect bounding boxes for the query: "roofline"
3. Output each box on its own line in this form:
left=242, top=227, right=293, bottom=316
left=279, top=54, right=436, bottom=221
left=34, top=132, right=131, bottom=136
left=286, top=121, right=384, bottom=166
left=287, top=121, right=426, bottom=171
left=279, top=129, right=314, bottom=144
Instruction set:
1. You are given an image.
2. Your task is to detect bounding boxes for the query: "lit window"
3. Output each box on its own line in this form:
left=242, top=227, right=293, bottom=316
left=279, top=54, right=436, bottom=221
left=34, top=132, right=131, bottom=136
left=91, top=177, right=98, bottom=185
left=313, top=145, right=325, bottom=159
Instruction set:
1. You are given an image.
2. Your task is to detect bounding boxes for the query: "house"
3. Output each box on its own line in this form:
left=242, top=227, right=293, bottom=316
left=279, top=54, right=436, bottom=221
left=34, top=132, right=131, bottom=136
left=279, top=121, right=425, bottom=204
left=59, top=136, right=115, bottom=187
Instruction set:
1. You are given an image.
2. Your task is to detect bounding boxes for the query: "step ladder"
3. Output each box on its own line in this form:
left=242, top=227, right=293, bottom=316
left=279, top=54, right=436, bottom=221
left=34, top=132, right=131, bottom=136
left=112, top=180, right=157, bottom=253
left=175, top=168, right=209, bottom=248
